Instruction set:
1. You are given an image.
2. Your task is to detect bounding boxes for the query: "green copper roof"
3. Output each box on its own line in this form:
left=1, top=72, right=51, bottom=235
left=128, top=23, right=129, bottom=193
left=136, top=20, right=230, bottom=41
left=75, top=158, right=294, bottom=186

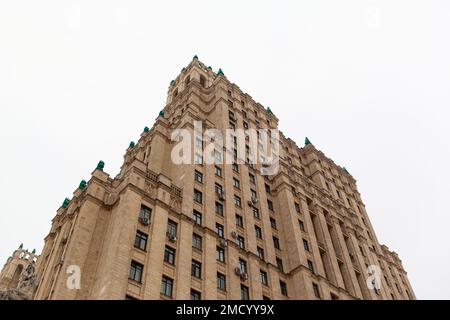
left=193, top=55, right=198, bottom=60
left=19, top=243, right=23, bottom=249
left=79, top=180, right=87, bottom=190
left=159, top=110, right=165, bottom=117
left=217, top=69, right=224, bottom=76
left=62, top=198, right=71, bottom=208
left=170, top=80, right=174, bottom=86
left=143, top=126, right=150, bottom=133
left=129, top=141, right=135, bottom=148
left=32, top=249, right=36, bottom=254
left=208, top=66, right=212, bottom=70
left=267, top=107, right=273, bottom=114
left=97, top=160, right=105, bottom=171
left=342, top=167, right=350, bottom=175
left=305, top=137, right=311, bottom=145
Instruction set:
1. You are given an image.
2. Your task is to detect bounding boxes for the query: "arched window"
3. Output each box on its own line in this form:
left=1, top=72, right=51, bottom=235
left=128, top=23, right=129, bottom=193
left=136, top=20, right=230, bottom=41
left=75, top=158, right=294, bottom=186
left=11, top=264, right=23, bottom=288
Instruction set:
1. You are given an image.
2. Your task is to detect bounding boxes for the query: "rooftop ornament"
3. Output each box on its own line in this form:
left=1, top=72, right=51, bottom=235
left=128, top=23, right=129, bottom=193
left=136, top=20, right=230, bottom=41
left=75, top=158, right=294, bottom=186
left=193, top=55, right=198, bottom=60
left=79, top=180, right=87, bottom=190
left=19, top=243, right=23, bottom=249
left=97, top=160, right=105, bottom=171
left=62, top=198, right=71, bottom=208
left=159, top=110, right=165, bottom=118
left=305, top=137, right=312, bottom=145
left=208, top=66, right=212, bottom=70
left=170, top=80, right=175, bottom=86
left=217, top=68, right=224, bottom=76
left=266, top=107, right=273, bottom=114
left=32, top=249, right=36, bottom=254
left=342, top=167, right=350, bottom=175
left=143, top=126, right=150, bottom=133
left=129, top=141, right=135, bottom=148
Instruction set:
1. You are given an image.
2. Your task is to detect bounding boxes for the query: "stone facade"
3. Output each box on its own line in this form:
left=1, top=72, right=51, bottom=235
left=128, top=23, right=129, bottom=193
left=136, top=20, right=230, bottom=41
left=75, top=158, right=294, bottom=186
left=21, top=57, right=415, bottom=300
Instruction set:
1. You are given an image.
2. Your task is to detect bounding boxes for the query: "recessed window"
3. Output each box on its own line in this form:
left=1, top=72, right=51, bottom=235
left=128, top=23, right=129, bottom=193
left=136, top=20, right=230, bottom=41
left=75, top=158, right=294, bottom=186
left=233, top=177, right=240, bottom=189
left=161, top=276, right=173, bottom=297
left=190, top=289, right=201, bottom=300
left=194, top=170, right=203, bottom=183
left=273, top=236, right=280, bottom=250
left=313, top=283, right=321, bottom=298
left=249, top=173, right=256, bottom=184
left=232, top=163, right=239, bottom=173
left=217, top=273, right=226, bottom=291
left=280, top=281, right=288, bottom=296
left=255, top=225, right=263, bottom=239
left=241, top=284, right=250, bottom=300
left=215, top=202, right=224, bottom=216
left=194, top=189, right=203, bottom=204
left=192, top=233, right=202, bottom=250
left=303, top=239, right=310, bottom=252
left=257, top=247, right=265, bottom=260
left=134, top=231, right=148, bottom=251
left=216, top=246, right=225, bottom=262
left=299, top=220, right=305, bottom=231
left=295, top=202, right=301, bottom=213
left=270, top=217, right=277, bottom=230
left=164, top=246, right=176, bottom=265
left=252, top=207, right=260, bottom=219
left=307, top=260, right=315, bottom=273
left=167, top=220, right=177, bottom=238
left=236, top=214, right=244, bottom=228
left=194, top=153, right=203, bottom=165
left=193, top=210, right=202, bottom=225
left=215, top=223, right=224, bottom=238
left=139, top=205, right=152, bottom=223
left=215, top=183, right=223, bottom=195
left=234, top=195, right=242, bottom=207
left=250, top=189, right=257, bottom=199
left=129, top=261, right=143, bottom=283
left=267, top=200, right=274, bottom=211
left=276, top=257, right=284, bottom=272
left=237, top=235, right=245, bottom=249
left=260, top=270, right=269, bottom=286
left=199, top=75, right=206, bottom=87
left=191, top=260, right=202, bottom=278
left=265, top=184, right=271, bottom=193
left=215, top=166, right=222, bottom=177
left=239, top=259, right=247, bottom=274
left=243, top=121, right=249, bottom=129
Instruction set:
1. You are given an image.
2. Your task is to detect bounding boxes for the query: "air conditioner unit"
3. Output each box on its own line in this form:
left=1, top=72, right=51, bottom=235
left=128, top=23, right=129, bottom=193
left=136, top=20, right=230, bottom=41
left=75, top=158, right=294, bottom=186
left=139, top=217, right=150, bottom=225
left=247, top=200, right=253, bottom=207
left=251, top=197, right=258, bottom=204
left=219, top=239, right=228, bottom=248
left=167, top=233, right=177, bottom=242
left=231, top=231, right=238, bottom=239
left=240, top=272, right=248, bottom=280
left=234, top=267, right=242, bottom=276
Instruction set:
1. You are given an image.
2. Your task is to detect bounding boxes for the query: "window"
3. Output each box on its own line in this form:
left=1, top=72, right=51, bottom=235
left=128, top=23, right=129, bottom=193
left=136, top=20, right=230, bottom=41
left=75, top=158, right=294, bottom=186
left=194, top=189, right=203, bottom=204
left=199, top=75, right=206, bottom=87
left=134, top=231, right=148, bottom=251
left=237, top=235, right=245, bottom=249
left=255, top=225, right=263, bottom=239
left=270, top=217, right=277, bottom=230
left=192, top=234, right=202, bottom=250
left=312, top=283, right=321, bottom=298
left=139, top=205, right=152, bottom=222
left=232, top=163, right=239, bottom=173
left=243, top=121, right=249, bottom=129
left=217, top=273, right=226, bottom=291
left=267, top=200, right=274, bottom=211
left=303, top=239, right=310, bottom=252
left=214, top=149, right=222, bottom=162
left=236, top=214, right=244, bottom=228
left=280, top=281, right=288, bottom=296
left=242, top=110, right=247, bottom=118
left=299, top=220, right=305, bottom=231
left=161, top=276, right=173, bottom=297
left=241, top=285, right=250, bottom=300
left=234, top=195, right=242, bottom=207
left=359, top=245, right=365, bottom=257
left=273, top=236, right=280, bottom=250
left=307, top=260, right=315, bottom=273
left=216, top=247, right=225, bottom=262
left=276, top=257, right=284, bottom=272
left=257, top=247, right=265, bottom=260
left=215, top=166, right=222, bottom=177
left=191, top=260, right=202, bottom=278
left=195, top=137, right=203, bottom=149
left=215, top=223, right=224, bottom=238
left=193, top=210, right=202, bottom=225
left=249, top=173, right=256, bottom=184
left=252, top=207, right=260, bottom=219
left=194, top=170, right=203, bottom=183
left=265, top=184, right=271, bottom=193
left=167, top=220, right=177, bottom=238
left=129, top=261, right=143, bottom=283
left=194, top=153, right=203, bottom=165
left=295, top=202, right=301, bottom=213
left=215, top=202, right=224, bottom=216
left=191, top=289, right=201, bottom=300
left=238, top=259, right=247, bottom=275
left=260, top=270, right=268, bottom=286
left=229, top=110, right=235, bottom=121
left=250, top=189, right=257, bottom=199
left=233, top=178, right=240, bottom=189
left=164, top=246, right=176, bottom=265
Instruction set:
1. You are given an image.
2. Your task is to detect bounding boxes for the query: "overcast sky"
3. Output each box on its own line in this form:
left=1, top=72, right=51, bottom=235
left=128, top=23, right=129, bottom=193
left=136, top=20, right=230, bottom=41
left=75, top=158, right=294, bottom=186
left=1, top=1, right=449, bottom=299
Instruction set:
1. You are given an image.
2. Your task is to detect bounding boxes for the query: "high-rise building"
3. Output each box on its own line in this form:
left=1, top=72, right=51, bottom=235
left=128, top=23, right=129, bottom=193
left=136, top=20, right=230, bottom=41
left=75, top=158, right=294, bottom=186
left=31, top=57, right=414, bottom=300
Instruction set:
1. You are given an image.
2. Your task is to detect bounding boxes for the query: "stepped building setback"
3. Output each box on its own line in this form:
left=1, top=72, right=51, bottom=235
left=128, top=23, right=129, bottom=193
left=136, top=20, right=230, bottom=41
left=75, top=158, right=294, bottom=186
left=1, top=57, right=415, bottom=300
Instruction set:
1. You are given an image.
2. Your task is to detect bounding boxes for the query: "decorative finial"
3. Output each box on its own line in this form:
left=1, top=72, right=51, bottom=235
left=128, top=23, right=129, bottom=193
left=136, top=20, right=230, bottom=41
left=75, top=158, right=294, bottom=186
left=208, top=66, right=212, bottom=70
left=193, top=55, right=198, bottom=60
left=267, top=107, right=272, bottom=114
left=342, top=167, right=350, bottom=175
left=159, top=110, right=165, bottom=118
left=79, top=180, right=87, bottom=190
left=96, top=160, right=105, bottom=171
left=32, top=249, right=36, bottom=254
left=305, top=137, right=311, bottom=145
left=19, top=243, right=23, bottom=249
left=129, top=141, right=135, bottom=148
left=170, top=80, right=174, bottom=86
left=62, top=198, right=71, bottom=208
left=143, top=126, right=149, bottom=133
left=217, top=69, right=224, bottom=76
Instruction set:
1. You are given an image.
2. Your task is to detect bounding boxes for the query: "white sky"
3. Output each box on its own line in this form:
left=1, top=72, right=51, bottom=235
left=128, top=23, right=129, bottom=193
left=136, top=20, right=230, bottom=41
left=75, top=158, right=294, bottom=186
left=1, top=1, right=449, bottom=299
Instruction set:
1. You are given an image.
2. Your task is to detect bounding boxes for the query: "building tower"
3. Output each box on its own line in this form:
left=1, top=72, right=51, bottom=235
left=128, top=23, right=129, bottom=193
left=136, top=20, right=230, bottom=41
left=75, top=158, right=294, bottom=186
left=33, top=57, right=415, bottom=300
